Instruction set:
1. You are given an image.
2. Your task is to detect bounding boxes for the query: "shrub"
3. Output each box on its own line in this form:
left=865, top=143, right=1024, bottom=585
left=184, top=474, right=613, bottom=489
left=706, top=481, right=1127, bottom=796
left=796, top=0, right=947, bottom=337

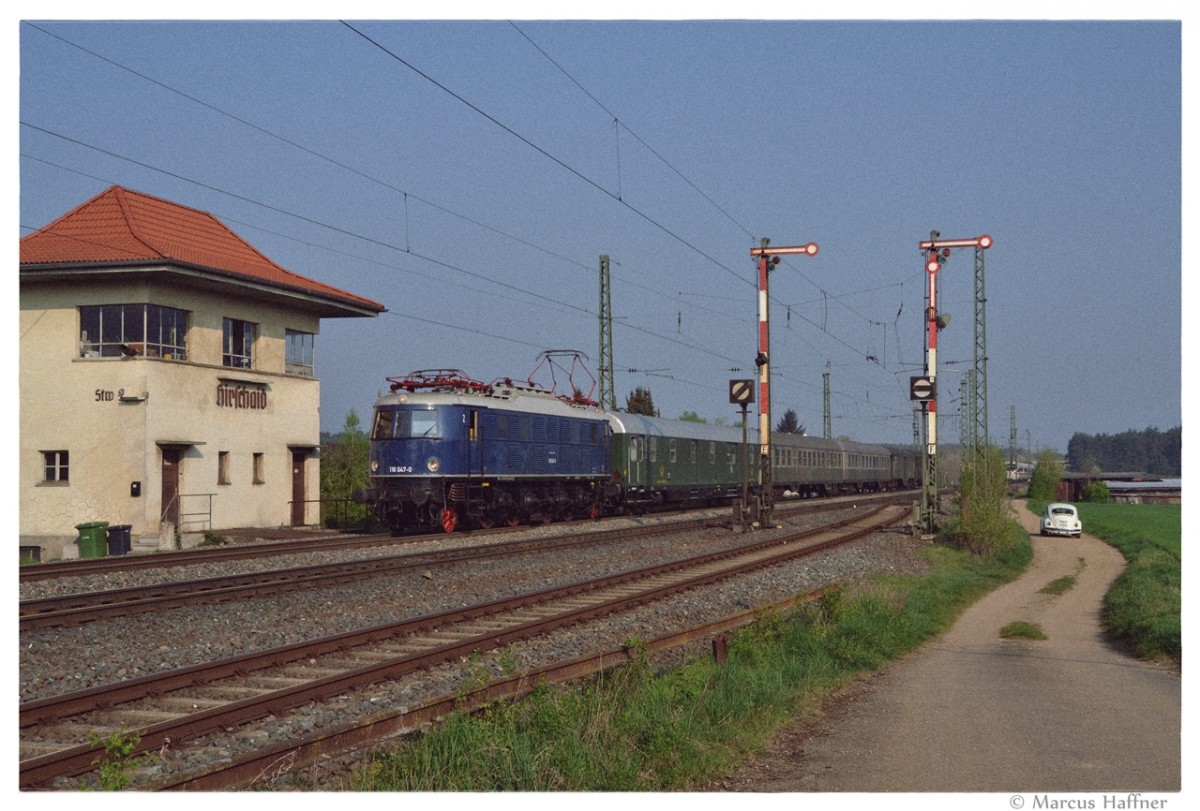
left=1027, top=450, right=1063, bottom=501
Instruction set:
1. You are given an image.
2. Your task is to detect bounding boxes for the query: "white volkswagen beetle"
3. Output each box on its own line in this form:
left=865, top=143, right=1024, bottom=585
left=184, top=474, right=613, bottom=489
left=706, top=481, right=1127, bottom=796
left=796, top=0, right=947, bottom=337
left=1040, top=503, right=1083, bottom=538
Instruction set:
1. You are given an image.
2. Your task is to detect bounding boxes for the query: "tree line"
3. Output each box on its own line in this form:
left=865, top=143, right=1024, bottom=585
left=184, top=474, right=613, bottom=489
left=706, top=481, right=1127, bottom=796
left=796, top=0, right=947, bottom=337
left=1065, top=426, right=1181, bottom=476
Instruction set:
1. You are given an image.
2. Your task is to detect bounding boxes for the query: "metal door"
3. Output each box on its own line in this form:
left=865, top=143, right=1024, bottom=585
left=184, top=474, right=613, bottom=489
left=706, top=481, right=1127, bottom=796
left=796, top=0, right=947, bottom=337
left=161, top=447, right=181, bottom=526
left=291, top=450, right=306, bottom=526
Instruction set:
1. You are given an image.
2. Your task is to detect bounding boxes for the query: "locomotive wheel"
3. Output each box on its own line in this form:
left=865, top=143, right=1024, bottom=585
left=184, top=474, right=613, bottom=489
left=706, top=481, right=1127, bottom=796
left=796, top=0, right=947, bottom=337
left=440, top=506, right=458, bottom=534
left=589, top=503, right=601, bottom=520
left=506, top=515, right=522, bottom=528
left=478, top=517, right=495, bottom=529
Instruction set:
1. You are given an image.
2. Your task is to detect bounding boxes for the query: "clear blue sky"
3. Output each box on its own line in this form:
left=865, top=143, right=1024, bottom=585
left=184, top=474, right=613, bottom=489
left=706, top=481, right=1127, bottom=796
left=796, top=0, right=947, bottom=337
left=16, top=9, right=1185, bottom=456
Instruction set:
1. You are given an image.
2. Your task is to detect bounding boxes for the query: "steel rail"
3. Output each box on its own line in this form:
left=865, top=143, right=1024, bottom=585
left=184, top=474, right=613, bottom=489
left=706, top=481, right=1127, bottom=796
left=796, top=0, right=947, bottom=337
left=20, top=494, right=911, bottom=629
left=20, top=491, right=916, bottom=583
left=20, top=505, right=903, bottom=788
left=18, top=532, right=399, bottom=582
left=160, top=585, right=839, bottom=790
left=19, top=514, right=730, bottom=630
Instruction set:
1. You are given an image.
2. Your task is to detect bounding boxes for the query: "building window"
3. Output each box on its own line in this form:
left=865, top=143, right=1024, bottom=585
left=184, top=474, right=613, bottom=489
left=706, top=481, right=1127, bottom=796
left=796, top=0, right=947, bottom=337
left=223, top=318, right=256, bottom=368
left=285, top=330, right=315, bottom=376
left=253, top=453, right=265, bottom=484
left=43, top=450, right=69, bottom=482
left=218, top=451, right=231, bottom=485
left=79, top=304, right=188, bottom=359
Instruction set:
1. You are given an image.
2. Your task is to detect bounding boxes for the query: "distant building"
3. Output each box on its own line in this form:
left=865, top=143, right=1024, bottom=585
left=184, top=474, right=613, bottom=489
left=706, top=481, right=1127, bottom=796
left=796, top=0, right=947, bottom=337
left=1101, top=477, right=1182, bottom=505
left=20, top=186, right=384, bottom=560
left=1059, top=472, right=1181, bottom=504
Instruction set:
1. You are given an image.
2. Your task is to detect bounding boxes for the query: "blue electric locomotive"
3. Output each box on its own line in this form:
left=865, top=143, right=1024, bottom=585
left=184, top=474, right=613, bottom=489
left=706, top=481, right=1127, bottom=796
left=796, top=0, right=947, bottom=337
left=364, top=363, right=921, bottom=534
left=367, top=370, right=612, bottom=533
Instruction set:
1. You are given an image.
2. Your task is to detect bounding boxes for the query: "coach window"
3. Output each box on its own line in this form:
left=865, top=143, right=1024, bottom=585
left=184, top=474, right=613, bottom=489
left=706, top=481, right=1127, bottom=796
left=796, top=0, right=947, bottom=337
left=669, top=439, right=677, bottom=464
left=223, top=318, right=256, bottom=368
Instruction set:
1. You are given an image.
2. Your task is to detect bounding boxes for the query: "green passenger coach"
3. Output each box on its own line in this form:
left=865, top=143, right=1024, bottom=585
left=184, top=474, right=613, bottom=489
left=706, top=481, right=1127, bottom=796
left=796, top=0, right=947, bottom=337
left=605, top=412, right=753, bottom=508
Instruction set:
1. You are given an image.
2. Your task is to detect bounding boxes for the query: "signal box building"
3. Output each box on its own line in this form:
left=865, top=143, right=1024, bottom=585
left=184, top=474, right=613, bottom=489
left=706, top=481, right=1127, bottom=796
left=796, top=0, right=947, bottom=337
left=19, top=186, right=384, bottom=559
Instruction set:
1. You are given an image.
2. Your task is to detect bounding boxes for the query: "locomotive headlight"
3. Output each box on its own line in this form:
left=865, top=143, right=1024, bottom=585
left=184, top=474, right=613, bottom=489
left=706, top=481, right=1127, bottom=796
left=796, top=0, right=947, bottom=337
left=426, top=456, right=441, bottom=473
left=370, top=460, right=379, bottom=472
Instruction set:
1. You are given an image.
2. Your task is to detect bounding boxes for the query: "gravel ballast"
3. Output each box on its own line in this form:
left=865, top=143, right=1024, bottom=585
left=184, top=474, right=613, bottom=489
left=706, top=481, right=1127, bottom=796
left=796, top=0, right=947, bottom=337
left=20, top=504, right=931, bottom=789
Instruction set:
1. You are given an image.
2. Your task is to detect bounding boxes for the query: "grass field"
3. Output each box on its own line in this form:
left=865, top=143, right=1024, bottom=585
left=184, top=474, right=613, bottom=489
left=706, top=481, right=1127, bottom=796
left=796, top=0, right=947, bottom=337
left=1031, top=500, right=1180, bottom=663
left=1075, top=502, right=1181, bottom=559
left=349, top=522, right=1033, bottom=791
left=345, top=501, right=1180, bottom=791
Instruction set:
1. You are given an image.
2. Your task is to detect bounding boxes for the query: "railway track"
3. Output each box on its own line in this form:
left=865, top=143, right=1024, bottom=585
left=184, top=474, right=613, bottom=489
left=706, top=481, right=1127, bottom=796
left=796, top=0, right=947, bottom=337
left=20, top=491, right=916, bottom=585
left=18, top=516, right=725, bottom=631
left=19, top=503, right=906, bottom=790
left=21, top=494, right=914, bottom=631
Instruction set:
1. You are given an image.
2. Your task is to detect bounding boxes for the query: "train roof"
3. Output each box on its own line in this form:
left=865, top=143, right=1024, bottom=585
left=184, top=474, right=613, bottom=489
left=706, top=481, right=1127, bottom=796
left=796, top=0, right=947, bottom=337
left=374, top=380, right=609, bottom=421
left=770, top=434, right=893, bottom=455
left=372, top=371, right=904, bottom=454
left=605, top=412, right=755, bottom=444
left=606, top=412, right=895, bottom=455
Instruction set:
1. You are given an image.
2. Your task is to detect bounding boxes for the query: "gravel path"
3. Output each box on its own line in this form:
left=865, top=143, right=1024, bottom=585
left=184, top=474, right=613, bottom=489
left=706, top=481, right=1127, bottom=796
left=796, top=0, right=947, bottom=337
left=721, top=500, right=1181, bottom=793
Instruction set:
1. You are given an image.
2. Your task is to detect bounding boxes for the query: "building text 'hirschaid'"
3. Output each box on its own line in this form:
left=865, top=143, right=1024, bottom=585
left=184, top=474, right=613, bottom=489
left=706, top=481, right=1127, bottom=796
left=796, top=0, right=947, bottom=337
left=216, top=383, right=267, bottom=410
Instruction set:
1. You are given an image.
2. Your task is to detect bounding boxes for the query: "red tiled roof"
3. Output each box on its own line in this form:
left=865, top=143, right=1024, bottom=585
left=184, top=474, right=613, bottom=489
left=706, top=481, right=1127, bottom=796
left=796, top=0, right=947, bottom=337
left=20, top=186, right=384, bottom=314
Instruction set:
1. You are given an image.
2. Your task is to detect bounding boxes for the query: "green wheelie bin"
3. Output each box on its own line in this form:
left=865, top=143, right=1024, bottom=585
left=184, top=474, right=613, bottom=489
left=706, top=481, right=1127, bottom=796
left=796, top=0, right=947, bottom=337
left=75, top=521, right=109, bottom=558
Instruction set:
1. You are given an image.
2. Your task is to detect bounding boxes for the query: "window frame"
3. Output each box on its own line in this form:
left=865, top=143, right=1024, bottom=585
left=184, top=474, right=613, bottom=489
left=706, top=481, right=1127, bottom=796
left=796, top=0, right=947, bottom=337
left=79, top=303, right=188, bottom=360
left=223, top=317, right=257, bottom=369
left=285, top=329, right=315, bottom=376
left=42, top=450, right=69, bottom=483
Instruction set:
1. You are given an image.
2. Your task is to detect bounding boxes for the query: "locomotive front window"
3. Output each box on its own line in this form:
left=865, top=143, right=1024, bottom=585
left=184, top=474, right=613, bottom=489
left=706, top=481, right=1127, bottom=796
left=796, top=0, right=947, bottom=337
left=372, top=409, right=439, bottom=439
left=410, top=411, right=439, bottom=438
left=372, top=409, right=396, bottom=439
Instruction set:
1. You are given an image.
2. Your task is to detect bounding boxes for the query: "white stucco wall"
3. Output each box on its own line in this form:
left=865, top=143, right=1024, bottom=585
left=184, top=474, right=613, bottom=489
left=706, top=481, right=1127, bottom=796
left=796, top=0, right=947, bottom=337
left=20, top=278, right=325, bottom=559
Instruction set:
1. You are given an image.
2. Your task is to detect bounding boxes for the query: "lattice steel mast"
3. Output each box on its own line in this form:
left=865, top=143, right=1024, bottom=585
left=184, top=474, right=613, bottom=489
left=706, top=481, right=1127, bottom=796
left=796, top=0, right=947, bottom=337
left=597, top=254, right=616, bottom=411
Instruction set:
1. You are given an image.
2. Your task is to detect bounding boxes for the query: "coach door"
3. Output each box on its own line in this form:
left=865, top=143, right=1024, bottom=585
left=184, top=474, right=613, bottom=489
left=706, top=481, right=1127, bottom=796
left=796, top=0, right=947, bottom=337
left=628, top=434, right=646, bottom=487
